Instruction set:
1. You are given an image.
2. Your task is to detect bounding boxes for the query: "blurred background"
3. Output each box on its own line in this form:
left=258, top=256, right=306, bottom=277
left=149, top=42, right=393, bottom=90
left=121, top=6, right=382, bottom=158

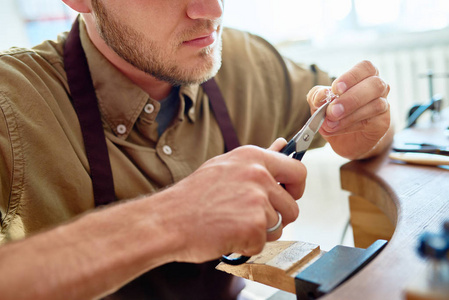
left=2, top=0, right=449, bottom=129
left=1, top=0, right=449, bottom=299
left=226, top=0, right=449, bottom=130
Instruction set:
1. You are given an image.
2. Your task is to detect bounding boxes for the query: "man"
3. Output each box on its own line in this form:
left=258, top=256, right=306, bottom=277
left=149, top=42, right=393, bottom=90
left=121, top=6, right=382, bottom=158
left=0, top=0, right=392, bottom=299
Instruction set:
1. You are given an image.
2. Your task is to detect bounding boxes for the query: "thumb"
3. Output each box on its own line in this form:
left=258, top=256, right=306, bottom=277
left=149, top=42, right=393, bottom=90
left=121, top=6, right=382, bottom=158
left=268, top=138, right=288, bottom=152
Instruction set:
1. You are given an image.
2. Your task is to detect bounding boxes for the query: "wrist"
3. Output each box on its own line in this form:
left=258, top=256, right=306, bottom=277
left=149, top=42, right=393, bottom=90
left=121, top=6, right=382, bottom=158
left=354, top=124, right=395, bottom=160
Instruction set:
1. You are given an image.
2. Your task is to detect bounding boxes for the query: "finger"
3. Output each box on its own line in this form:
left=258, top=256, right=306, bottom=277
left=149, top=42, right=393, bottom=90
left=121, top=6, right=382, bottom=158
left=383, top=83, right=391, bottom=98
left=322, top=96, right=389, bottom=134
left=307, top=85, right=331, bottom=111
left=264, top=152, right=307, bottom=200
left=321, top=108, right=390, bottom=137
left=268, top=138, right=288, bottom=152
left=267, top=182, right=300, bottom=225
left=225, top=146, right=307, bottom=209
left=230, top=146, right=307, bottom=193
left=266, top=211, right=284, bottom=240
left=331, top=60, right=379, bottom=95
left=235, top=146, right=306, bottom=200
left=327, top=76, right=389, bottom=122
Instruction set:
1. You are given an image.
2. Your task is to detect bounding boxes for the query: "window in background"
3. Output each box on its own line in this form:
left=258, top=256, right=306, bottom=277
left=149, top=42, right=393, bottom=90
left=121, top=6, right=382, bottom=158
left=398, top=0, right=449, bottom=32
left=224, top=0, right=449, bottom=46
left=354, top=0, right=402, bottom=27
left=9, top=0, right=449, bottom=48
left=16, top=0, right=76, bottom=46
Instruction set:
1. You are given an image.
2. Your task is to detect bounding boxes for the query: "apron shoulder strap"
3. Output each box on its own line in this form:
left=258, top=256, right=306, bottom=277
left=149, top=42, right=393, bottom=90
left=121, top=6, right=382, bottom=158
left=64, top=17, right=116, bottom=206
left=201, top=79, right=240, bottom=152
left=63, top=17, right=240, bottom=206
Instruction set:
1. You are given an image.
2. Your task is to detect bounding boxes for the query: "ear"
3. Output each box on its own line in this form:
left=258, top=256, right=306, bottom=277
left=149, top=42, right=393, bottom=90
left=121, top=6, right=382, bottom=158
left=62, top=0, right=91, bottom=13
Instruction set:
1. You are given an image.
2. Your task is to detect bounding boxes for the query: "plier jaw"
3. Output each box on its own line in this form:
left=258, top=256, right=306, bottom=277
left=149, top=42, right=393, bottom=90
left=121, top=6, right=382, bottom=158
left=280, top=98, right=333, bottom=161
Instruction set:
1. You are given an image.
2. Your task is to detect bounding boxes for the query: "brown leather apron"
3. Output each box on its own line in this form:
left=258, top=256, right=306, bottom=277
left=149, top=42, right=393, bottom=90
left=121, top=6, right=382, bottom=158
left=64, top=17, right=243, bottom=300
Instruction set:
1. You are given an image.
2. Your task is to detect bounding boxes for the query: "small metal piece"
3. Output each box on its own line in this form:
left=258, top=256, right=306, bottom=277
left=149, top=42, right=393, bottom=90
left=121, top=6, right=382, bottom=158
left=302, top=134, right=310, bottom=142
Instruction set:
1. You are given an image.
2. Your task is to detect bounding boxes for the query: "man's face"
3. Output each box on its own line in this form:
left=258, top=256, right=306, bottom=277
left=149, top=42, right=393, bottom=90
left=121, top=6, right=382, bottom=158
left=91, top=0, right=223, bottom=86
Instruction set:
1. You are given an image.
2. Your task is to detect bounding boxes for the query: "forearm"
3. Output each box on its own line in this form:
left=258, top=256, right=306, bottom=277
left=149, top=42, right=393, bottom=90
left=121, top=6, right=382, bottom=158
left=0, top=193, right=184, bottom=300
left=0, top=144, right=307, bottom=300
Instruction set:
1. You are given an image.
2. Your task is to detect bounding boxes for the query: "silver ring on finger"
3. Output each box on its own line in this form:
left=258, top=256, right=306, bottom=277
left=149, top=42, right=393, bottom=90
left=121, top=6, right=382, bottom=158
left=267, top=211, right=282, bottom=233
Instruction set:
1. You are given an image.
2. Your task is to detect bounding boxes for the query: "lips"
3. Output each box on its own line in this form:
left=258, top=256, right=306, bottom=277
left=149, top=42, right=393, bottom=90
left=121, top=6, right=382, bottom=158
left=183, top=30, right=217, bottom=48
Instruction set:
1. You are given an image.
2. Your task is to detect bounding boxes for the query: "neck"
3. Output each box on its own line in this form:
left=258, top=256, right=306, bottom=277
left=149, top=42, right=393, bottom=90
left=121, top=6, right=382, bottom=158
left=82, top=14, right=172, bottom=100
left=116, top=64, right=173, bottom=101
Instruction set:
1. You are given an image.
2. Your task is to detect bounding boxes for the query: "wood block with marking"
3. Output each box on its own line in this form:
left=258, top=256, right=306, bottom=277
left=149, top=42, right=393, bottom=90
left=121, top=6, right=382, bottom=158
left=216, top=241, right=325, bottom=294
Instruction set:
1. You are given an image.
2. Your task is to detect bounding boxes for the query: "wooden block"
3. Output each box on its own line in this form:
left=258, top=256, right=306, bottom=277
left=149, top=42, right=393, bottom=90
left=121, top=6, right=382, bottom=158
left=216, top=241, right=325, bottom=294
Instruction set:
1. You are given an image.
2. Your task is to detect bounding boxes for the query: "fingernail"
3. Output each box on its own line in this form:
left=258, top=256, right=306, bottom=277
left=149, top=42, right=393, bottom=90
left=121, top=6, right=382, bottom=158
left=327, top=120, right=339, bottom=129
left=331, top=103, right=345, bottom=118
left=336, top=82, right=347, bottom=95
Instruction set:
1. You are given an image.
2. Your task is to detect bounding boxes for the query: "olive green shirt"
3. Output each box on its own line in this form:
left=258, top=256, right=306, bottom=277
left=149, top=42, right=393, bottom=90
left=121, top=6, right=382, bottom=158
left=0, top=19, right=330, bottom=242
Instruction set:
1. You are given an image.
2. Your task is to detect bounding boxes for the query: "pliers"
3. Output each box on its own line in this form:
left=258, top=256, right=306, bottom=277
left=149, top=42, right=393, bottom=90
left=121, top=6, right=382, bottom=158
left=221, top=93, right=335, bottom=265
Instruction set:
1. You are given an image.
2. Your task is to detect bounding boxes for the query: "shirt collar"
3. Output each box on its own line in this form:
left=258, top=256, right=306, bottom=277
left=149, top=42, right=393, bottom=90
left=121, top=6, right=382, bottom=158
left=180, top=85, right=198, bottom=122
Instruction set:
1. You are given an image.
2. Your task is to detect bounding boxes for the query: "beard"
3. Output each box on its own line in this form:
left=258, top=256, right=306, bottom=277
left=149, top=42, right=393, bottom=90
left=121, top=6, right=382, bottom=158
left=91, top=0, right=223, bottom=86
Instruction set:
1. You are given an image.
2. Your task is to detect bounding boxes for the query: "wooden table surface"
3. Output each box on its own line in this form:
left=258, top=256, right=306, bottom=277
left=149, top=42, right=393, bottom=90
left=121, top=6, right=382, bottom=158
left=323, top=114, right=449, bottom=300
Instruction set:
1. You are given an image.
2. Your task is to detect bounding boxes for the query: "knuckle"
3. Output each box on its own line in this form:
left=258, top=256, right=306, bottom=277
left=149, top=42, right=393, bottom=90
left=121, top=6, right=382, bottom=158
left=253, top=214, right=267, bottom=231
left=292, top=204, right=300, bottom=220
left=240, top=219, right=266, bottom=250
left=307, top=86, right=330, bottom=107
left=346, top=92, right=362, bottom=109
left=373, top=98, right=388, bottom=114
left=228, top=145, right=265, bottom=163
left=248, top=189, right=269, bottom=207
left=306, top=86, right=319, bottom=100
left=360, top=60, right=378, bottom=75
left=346, top=69, right=359, bottom=85
left=267, top=230, right=283, bottom=241
left=231, top=145, right=254, bottom=157
left=249, top=242, right=266, bottom=255
left=371, top=76, right=387, bottom=94
left=282, top=206, right=299, bottom=225
left=246, top=163, right=272, bottom=183
left=385, top=84, right=391, bottom=96
left=360, top=118, right=371, bottom=129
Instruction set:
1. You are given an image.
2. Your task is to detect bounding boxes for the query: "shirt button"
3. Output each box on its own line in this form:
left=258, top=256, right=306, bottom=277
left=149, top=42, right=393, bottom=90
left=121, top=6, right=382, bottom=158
left=117, top=124, right=127, bottom=135
left=144, top=103, right=155, bottom=114
left=162, top=145, right=173, bottom=155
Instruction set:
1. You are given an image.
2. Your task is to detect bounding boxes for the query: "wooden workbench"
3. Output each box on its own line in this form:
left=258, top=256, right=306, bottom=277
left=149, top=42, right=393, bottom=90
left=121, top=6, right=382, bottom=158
left=325, top=115, right=449, bottom=300
left=219, top=112, right=449, bottom=299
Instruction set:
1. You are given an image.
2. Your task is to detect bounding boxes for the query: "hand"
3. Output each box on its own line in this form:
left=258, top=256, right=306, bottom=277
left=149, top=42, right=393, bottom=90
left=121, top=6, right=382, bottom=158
left=165, top=139, right=305, bottom=263
left=307, top=61, right=393, bottom=159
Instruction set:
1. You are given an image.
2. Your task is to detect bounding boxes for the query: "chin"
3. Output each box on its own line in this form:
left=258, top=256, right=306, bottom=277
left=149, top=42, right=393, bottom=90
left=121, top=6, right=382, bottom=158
left=168, top=54, right=222, bottom=85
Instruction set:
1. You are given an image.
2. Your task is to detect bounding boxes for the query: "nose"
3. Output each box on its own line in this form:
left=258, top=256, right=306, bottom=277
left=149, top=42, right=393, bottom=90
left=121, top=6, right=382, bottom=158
left=186, top=0, right=223, bottom=21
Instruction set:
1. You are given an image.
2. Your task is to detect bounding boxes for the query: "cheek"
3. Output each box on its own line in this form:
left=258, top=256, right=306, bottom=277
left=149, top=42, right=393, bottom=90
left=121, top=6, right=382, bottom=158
left=120, top=2, right=183, bottom=40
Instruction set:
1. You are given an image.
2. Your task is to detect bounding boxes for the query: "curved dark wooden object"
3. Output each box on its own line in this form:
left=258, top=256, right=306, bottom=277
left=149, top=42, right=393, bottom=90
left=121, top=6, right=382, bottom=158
left=217, top=112, right=449, bottom=299
left=328, top=118, right=449, bottom=300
